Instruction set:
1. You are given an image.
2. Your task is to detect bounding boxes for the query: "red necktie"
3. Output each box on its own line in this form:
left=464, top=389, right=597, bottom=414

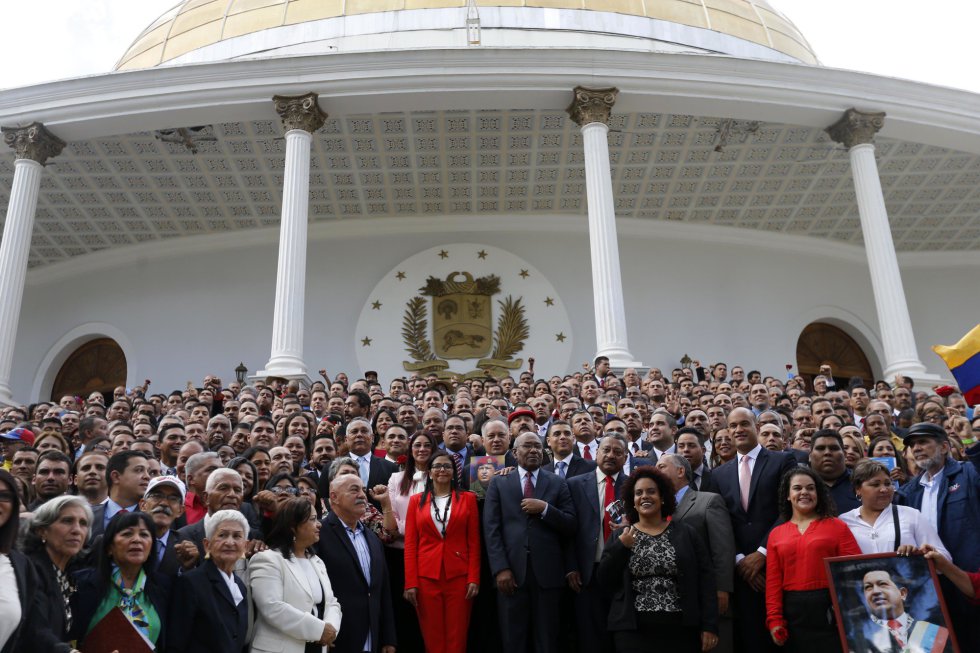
left=583, top=444, right=593, bottom=460
left=602, top=476, right=615, bottom=541
left=523, top=472, right=534, bottom=499
left=887, top=620, right=905, bottom=648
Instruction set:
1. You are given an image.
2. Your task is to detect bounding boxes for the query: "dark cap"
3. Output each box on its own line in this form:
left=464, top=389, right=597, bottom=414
left=902, top=422, right=948, bottom=447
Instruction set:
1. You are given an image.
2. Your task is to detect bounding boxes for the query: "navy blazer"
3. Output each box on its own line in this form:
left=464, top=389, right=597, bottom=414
left=69, top=567, right=172, bottom=651
left=165, top=559, right=248, bottom=653
left=712, top=447, right=798, bottom=554
left=483, top=467, right=577, bottom=588
left=565, top=470, right=625, bottom=585
left=598, top=521, right=718, bottom=633
left=315, top=511, right=397, bottom=653
left=897, top=457, right=980, bottom=571
left=544, top=454, right=597, bottom=480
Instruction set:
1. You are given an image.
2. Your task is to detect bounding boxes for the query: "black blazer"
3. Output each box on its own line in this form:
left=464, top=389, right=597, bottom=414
left=177, top=516, right=263, bottom=561
left=3, top=549, right=62, bottom=653
left=544, top=454, right=597, bottom=480
left=366, top=456, right=400, bottom=507
left=315, top=512, right=397, bottom=653
left=69, top=567, right=172, bottom=651
left=565, top=470, right=624, bottom=585
left=713, top=448, right=798, bottom=555
left=25, top=549, right=75, bottom=653
left=693, top=466, right=720, bottom=494
left=597, top=521, right=718, bottom=633
left=165, top=559, right=248, bottom=653
left=483, top=467, right=577, bottom=588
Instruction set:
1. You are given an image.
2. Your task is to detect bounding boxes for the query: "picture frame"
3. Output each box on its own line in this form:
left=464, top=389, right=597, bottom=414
left=468, top=454, right=505, bottom=499
left=824, top=552, right=959, bottom=653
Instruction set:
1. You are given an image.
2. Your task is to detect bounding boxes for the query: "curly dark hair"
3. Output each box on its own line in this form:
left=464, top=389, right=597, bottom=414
left=621, top=467, right=676, bottom=523
left=777, top=466, right=836, bottom=521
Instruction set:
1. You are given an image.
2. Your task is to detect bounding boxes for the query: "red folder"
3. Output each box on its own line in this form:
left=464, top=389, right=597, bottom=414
left=81, top=606, right=155, bottom=653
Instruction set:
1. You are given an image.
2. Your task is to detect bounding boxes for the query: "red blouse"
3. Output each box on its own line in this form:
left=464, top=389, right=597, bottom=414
left=765, top=517, right=861, bottom=630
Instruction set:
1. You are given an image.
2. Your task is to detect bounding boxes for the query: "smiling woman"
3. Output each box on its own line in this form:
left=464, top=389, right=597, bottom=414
left=764, top=468, right=861, bottom=653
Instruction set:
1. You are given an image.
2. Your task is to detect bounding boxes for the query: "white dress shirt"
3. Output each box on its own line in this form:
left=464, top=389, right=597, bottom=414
left=918, top=466, right=944, bottom=532
left=218, top=567, right=245, bottom=605
left=840, top=505, right=951, bottom=558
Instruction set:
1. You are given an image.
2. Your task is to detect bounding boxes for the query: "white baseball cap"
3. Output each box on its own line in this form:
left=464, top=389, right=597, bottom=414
left=145, top=475, right=186, bottom=501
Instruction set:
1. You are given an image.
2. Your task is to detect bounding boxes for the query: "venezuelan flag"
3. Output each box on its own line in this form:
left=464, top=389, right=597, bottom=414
left=933, top=324, right=980, bottom=406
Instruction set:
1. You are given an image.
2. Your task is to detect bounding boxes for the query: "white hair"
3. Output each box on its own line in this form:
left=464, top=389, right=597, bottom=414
left=205, top=467, right=242, bottom=493
left=204, top=509, right=250, bottom=540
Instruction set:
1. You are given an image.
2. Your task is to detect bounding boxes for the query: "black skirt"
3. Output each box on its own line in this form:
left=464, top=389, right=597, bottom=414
left=782, top=589, right=842, bottom=653
left=613, top=612, right=700, bottom=653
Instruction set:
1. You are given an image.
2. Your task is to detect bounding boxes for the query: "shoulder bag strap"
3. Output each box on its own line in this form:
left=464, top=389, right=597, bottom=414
left=891, top=503, right=901, bottom=551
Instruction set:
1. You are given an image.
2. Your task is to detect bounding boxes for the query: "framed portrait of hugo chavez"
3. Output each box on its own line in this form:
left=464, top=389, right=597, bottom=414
left=824, top=552, right=959, bottom=653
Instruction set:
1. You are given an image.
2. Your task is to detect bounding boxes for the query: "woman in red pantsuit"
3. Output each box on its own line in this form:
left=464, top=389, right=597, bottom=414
left=404, top=450, right=481, bottom=653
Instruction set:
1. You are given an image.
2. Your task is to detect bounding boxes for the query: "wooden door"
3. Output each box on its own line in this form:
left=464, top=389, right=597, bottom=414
left=796, top=322, right=874, bottom=388
left=51, top=338, right=127, bottom=402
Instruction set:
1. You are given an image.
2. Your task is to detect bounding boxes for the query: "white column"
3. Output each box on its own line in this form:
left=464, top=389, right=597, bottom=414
left=257, top=94, right=326, bottom=382
left=0, top=123, right=64, bottom=405
left=827, top=109, right=932, bottom=380
left=567, top=87, right=642, bottom=368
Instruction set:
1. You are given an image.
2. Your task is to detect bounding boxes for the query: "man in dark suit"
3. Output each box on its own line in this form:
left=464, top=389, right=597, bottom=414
left=565, top=433, right=628, bottom=653
left=675, top=427, right=720, bottom=493
left=713, top=407, right=797, bottom=653
left=316, top=475, right=397, bottom=653
left=166, top=548, right=249, bottom=653
left=484, top=432, right=577, bottom=653
left=543, top=420, right=597, bottom=480
left=346, top=418, right=398, bottom=507
left=657, top=453, right=736, bottom=653
left=88, top=450, right=151, bottom=539
left=602, top=419, right=654, bottom=475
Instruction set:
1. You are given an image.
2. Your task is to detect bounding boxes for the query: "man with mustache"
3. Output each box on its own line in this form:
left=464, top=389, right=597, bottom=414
left=138, top=474, right=199, bottom=576
left=855, top=569, right=951, bottom=653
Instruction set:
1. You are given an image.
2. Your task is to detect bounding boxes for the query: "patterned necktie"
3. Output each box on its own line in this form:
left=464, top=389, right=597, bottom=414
left=452, top=452, right=464, bottom=485
left=556, top=461, right=566, bottom=479
left=523, top=472, right=534, bottom=499
left=603, top=476, right=615, bottom=541
left=583, top=444, right=592, bottom=461
left=887, top=619, right=905, bottom=648
left=739, top=455, right=751, bottom=512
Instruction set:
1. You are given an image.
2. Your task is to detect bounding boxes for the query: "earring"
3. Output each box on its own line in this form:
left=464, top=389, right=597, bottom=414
left=41, top=538, right=46, bottom=544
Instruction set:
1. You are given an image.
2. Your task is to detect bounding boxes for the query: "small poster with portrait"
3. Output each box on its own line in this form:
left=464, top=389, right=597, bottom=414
left=825, top=552, right=959, bottom=653
left=469, top=455, right=505, bottom=499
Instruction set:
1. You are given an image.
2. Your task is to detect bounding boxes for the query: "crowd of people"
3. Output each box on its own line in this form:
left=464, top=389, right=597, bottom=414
left=0, top=357, right=978, bottom=653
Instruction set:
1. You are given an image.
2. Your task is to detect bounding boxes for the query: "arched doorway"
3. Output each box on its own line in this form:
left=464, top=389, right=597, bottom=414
left=796, top=322, right=875, bottom=389
left=50, top=338, right=127, bottom=403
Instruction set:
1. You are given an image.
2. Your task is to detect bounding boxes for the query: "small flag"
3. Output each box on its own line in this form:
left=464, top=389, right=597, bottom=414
left=932, top=324, right=980, bottom=406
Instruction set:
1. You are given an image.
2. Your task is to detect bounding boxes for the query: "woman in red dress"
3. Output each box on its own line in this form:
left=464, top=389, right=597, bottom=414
left=403, top=450, right=481, bottom=653
left=766, top=466, right=861, bottom=652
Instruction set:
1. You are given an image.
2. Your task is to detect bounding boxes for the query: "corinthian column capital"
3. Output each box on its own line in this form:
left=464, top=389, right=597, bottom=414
left=1, top=122, right=66, bottom=164
left=826, top=108, right=885, bottom=149
left=566, top=86, right=619, bottom=127
left=273, top=92, right=327, bottom=133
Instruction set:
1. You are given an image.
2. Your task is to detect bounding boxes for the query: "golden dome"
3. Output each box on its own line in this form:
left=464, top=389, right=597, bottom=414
left=116, top=0, right=817, bottom=71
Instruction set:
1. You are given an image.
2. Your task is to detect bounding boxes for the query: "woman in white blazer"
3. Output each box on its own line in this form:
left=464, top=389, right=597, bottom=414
left=249, top=498, right=342, bottom=653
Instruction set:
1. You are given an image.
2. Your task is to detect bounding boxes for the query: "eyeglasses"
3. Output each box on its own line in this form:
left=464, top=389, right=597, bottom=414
left=145, top=491, right=182, bottom=504
left=430, top=463, right=454, bottom=471
left=92, top=445, right=111, bottom=453
left=271, top=486, right=299, bottom=495
left=297, top=487, right=316, bottom=496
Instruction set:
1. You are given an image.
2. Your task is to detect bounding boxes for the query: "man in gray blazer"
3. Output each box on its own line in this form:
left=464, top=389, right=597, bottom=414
left=657, top=453, right=736, bottom=653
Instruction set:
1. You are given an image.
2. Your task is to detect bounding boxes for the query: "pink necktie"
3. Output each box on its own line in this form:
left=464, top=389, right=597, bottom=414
left=739, top=455, right=751, bottom=512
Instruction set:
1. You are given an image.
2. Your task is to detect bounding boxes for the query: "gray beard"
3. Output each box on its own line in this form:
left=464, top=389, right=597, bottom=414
left=918, top=451, right=946, bottom=473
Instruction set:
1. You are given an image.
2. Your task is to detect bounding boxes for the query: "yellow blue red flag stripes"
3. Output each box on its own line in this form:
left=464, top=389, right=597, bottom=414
left=933, top=324, right=980, bottom=406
